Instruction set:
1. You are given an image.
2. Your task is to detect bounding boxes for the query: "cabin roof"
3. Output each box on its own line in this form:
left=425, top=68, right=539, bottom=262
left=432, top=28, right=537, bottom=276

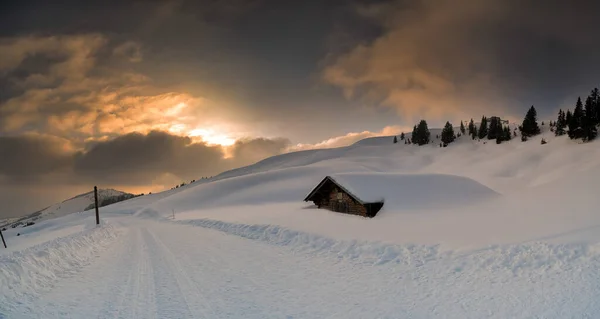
left=304, top=174, right=385, bottom=205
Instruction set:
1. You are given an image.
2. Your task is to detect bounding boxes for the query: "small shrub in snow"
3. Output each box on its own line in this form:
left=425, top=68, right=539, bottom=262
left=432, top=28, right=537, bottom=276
left=541, top=138, right=547, bottom=145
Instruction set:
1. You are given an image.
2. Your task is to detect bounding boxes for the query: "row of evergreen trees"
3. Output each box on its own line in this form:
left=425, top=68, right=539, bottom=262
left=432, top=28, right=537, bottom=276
left=393, top=86, right=600, bottom=147
left=554, top=88, right=599, bottom=141
left=395, top=116, right=513, bottom=147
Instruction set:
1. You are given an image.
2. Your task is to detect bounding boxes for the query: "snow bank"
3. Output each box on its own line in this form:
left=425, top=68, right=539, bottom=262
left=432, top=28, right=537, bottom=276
left=175, top=218, right=440, bottom=265
left=175, top=218, right=600, bottom=274
left=0, top=223, right=119, bottom=312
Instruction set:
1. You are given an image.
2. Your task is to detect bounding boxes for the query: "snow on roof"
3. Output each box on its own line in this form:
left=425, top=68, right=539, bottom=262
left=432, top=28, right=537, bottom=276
left=324, top=173, right=497, bottom=211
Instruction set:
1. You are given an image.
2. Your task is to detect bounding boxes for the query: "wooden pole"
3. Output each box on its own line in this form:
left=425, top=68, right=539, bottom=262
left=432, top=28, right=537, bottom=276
left=0, top=228, right=6, bottom=249
left=94, top=186, right=100, bottom=225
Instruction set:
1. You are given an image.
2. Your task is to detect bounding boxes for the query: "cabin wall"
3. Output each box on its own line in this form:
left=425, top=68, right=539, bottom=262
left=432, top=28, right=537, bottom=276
left=320, top=188, right=367, bottom=217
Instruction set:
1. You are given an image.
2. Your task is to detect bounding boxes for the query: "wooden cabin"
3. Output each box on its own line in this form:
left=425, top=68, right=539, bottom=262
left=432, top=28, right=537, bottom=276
left=304, top=176, right=384, bottom=218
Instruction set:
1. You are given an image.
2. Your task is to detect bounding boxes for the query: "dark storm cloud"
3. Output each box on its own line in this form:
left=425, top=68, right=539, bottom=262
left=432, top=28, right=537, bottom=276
left=73, top=131, right=226, bottom=183
left=0, top=130, right=288, bottom=186
left=0, top=134, right=72, bottom=179
left=324, top=0, right=600, bottom=123
left=74, top=131, right=289, bottom=183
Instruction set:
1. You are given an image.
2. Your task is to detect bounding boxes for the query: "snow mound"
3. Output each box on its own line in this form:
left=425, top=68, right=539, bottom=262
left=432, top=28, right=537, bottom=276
left=0, top=223, right=119, bottom=311
left=175, top=217, right=600, bottom=273
left=327, top=172, right=498, bottom=210
left=150, top=168, right=495, bottom=218
left=175, top=217, right=442, bottom=265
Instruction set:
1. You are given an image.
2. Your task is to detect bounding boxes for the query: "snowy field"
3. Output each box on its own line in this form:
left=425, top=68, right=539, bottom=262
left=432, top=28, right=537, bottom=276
left=1, top=126, right=600, bottom=318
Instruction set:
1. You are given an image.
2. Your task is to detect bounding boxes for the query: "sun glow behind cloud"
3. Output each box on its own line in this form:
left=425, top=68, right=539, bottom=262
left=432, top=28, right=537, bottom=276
left=188, top=128, right=236, bottom=146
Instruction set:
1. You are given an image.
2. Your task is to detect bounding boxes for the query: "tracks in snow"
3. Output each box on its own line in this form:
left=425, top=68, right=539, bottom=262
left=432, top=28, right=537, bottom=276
left=6, top=217, right=600, bottom=318
left=7, top=225, right=218, bottom=318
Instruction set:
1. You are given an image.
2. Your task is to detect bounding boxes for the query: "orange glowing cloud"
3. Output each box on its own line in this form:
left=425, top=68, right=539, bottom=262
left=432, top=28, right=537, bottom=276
left=0, top=34, right=242, bottom=149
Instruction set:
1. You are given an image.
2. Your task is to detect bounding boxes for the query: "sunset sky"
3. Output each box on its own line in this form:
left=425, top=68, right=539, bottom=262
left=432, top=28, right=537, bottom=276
left=1, top=0, right=600, bottom=217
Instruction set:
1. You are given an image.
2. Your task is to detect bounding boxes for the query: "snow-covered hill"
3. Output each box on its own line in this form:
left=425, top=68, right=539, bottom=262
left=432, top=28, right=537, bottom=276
left=1, top=123, right=599, bottom=318
left=1, top=189, right=130, bottom=229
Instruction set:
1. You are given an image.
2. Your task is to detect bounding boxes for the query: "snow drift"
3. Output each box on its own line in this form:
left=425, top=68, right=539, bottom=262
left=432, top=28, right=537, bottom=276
left=0, top=222, right=119, bottom=313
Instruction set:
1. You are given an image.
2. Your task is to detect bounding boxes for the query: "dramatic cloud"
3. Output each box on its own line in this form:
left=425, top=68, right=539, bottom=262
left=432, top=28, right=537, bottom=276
left=73, top=131, right=225, bottom=184
left=0, top=134, right=73, bottom=179
left=324, top=0, right=600, bottom=124
left=229, top=137, right=291, bottom=163
left=0, top=34, right=234, bottom=145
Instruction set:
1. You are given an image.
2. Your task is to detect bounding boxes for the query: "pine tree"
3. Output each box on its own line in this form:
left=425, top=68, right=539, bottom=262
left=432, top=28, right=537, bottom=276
left=411, top=125, right=418, bottom=143
left=441, top=121, right=455, bottom=145
left=468, top=119, right=475, bottom=136
left=519, top=105, right=541, bottom=138
left=583, top=95, right=598, bottom=141
left=460, top=121, right=466, bottom=134
left=414, top=120, right=431, bottom=146
left=555, top=109, right=566, bottom=136
left=568, top=98, right=584, bottom=139
left=590, top=88, right=600, bottom=126
left=400, top=132, right=405, bottom=140
left=488, top=117, right=502, bottom=140
left=566, top=109, right=572, bottom=124
left=477, top=116, right=488, bottom=139
left=504, top=126, right=512, bottom=141
left=393, top=136, right=398, bottom=144
left=495, top=126, right=512, bottom=144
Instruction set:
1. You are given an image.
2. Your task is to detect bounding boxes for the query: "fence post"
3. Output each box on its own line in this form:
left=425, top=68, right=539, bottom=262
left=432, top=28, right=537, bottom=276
left=94, top=186, right=100, bottom=225
left=0, top=228, right=6, bottom=249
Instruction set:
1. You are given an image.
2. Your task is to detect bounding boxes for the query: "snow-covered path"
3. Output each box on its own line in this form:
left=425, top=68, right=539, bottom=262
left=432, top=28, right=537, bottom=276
left=4, top=216, right=600, bottom=318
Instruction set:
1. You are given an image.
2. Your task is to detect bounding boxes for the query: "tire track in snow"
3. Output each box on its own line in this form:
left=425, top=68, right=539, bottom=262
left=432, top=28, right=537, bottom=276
left=95, top=227, right=157, bottom=319
left=9, top=226, right=158, bottom=319
left=147, top=220, right=343, bottom=318
left=131, top=231, right=157, bottom=319
left=141, top=227, right=216, bottom=318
